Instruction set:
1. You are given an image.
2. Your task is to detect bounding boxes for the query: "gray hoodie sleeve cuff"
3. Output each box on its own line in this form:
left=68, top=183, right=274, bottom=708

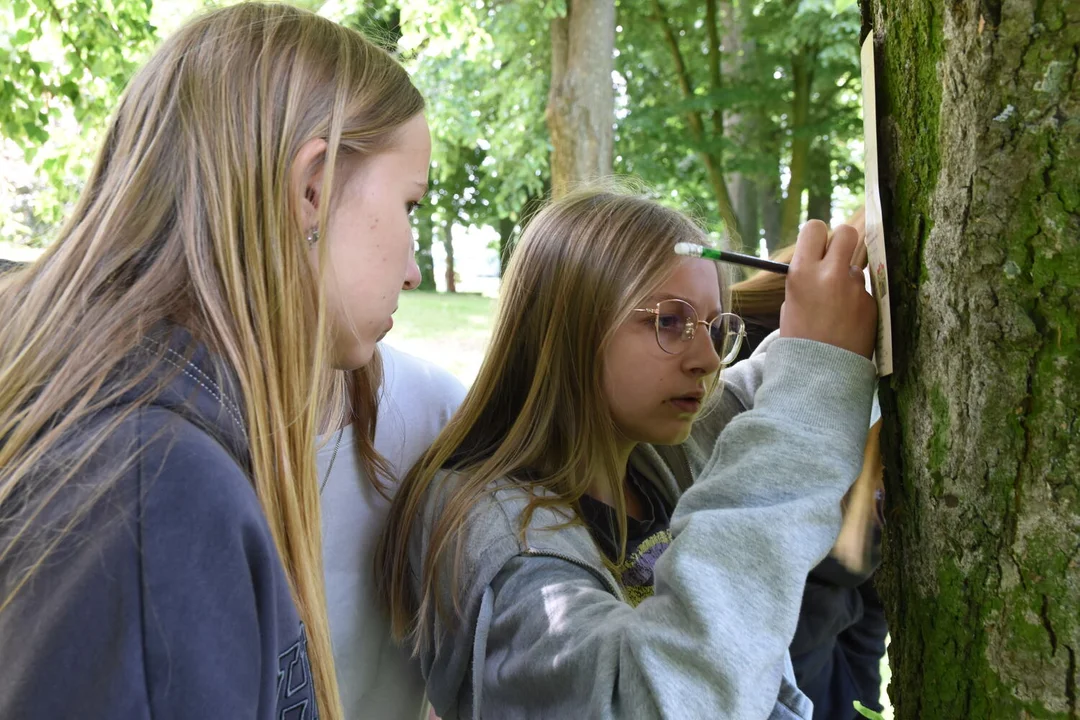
left=755, top=338, right=878, bottom=439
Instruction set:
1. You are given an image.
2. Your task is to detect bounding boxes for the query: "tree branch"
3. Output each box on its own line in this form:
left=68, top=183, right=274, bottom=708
left=40, top=0, right=95, bottom=79
left=650, top=0, right=740, bottom=245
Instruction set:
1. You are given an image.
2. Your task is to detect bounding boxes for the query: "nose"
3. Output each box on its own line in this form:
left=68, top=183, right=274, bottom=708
left=402, top=254, right=421, bottom=291
left=681, top=323, right=722, bottom=378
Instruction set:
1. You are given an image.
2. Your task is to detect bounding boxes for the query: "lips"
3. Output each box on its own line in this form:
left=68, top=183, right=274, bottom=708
left=376, top=315, right=395, bottom=342
left=669, top=394, right=703, bottom=414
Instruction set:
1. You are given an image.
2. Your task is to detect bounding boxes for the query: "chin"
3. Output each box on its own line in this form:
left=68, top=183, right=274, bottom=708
left=668, top=426, right=694, bottom=445
left=333, top=340, right=377, bottom=372
left=638, top=423, right=694, bottom=447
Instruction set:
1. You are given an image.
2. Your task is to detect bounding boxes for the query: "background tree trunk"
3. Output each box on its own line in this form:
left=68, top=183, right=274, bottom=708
left=723, top=0, right=761, bottom=247
left=733, top=177, right=760, bottom=249
left=760, top=169, right=783, bottom=253
left=497, top=215, right=516, bottom=278
left=806, top=140, right=832, bottom=222
left=413, top=205, right=437, bottom=291
left=546, top=0, right=616, bottom=199
left=441, top=221, right=456, bottom=293
left=867, top=0, right=1080, bottom=716
left=778, top=49, right=816, bottom=244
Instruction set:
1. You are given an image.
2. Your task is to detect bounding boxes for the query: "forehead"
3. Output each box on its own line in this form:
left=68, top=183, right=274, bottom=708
left=364, top=114, right=431, bottom=178
left=394, top=113, right=432, bottom=151
left=643, top=258, right=723, bottom=314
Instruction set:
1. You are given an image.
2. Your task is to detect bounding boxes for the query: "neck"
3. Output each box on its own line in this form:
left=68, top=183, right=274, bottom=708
left=318, top=370, right=352, bottom=435
left=583, top=438, right=638, bottom=510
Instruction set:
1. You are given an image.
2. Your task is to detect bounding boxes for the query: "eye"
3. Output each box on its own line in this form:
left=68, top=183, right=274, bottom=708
left=656, top=313, right=683, bottom=330
left=407, top=201, right=424, bottom=215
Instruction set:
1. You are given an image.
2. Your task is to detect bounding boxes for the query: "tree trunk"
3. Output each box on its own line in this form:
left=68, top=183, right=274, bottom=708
left=722, top=0, right=759, bottom=246
left=546, top=0, right=616, bottom=199
left=441, top=221, right=456, bottom=294
left=778, top=50, right=816, bottom=245
left=732, top=176, right=760, bottom=250
left=413, top=207, right=436, bottom=291
left=866, top=0, right=1080, bottom=716
left=760, top=171, right=783, bottom=253
left=806, top=141, right=832, bottom=223
left=498, top=215, right=516, bottom=278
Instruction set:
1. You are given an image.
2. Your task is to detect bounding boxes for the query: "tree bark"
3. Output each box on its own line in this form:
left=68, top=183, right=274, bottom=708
left=778, top=49, right=816, bottom=245
left=866, top=0, right=1080, bottom=716
left=546, top=0, right=616, bottom=199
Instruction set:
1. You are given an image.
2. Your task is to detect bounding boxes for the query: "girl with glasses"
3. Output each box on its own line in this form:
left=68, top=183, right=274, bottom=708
left=379, top=188, right=878, bottom=719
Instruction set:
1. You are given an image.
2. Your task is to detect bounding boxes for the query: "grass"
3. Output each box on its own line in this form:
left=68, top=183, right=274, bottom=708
left=386, top=290, right=497, bottom=385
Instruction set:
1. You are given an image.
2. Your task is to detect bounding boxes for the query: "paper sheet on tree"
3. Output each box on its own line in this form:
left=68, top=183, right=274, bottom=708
left=860, top=31, right=894, bottom=377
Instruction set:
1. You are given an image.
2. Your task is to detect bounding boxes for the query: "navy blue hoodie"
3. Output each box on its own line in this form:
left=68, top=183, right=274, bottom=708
left=789, top=553, right=887, bottom=719
left=0, top=328, right=319, bottom=719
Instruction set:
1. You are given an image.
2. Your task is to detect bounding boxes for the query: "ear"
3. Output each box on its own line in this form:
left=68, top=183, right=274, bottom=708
left=291, top=137, right=329, bottom=230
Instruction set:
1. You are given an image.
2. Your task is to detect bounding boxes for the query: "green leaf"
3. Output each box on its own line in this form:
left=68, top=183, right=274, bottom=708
left=24, top=122, right=49, bottom=144
left=59, top=80, right=80, bottom=102
left=834, top=0, right=858, bottom=13
left=13, top=0, right=29, bottom=19
left=853, top=701, right=886, bottom=720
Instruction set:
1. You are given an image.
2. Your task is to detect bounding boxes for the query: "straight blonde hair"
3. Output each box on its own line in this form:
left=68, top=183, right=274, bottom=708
left=0, top=5, right=423, bottom=719
left=378, top=188, right=725, bottom=652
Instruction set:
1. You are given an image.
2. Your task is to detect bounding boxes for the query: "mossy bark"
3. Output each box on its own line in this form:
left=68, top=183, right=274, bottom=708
left=864, top=0, right=1080, bottom=716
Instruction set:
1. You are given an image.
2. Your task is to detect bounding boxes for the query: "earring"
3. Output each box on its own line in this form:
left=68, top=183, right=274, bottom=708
left=307, top=228, right=320, bottom=245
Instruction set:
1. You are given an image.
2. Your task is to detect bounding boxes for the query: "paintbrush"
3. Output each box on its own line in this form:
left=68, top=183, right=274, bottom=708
left=673, top=242, right=790, bottom=275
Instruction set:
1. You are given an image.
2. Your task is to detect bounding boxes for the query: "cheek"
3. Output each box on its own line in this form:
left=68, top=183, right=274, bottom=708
left=605, top=329, right=665, bottom=388
left=369, top=210, right=414, bottom=276
left=602, top=335, right=657, bottom=421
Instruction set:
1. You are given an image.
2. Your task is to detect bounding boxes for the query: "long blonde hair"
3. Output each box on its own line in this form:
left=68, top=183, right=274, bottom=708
left=378, top=188, right=722, bottom=650
left=0, top=5, right=423, bottom=719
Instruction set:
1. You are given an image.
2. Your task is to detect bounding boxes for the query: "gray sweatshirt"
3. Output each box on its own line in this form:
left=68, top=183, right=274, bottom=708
left=409, top=337, right=877, bottom=719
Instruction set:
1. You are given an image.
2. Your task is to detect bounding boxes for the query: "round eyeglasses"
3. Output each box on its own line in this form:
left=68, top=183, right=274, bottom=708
left=633, top=299, right=746, bottom=366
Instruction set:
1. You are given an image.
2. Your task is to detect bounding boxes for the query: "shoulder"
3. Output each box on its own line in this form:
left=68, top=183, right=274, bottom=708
left=373, top=345, right=467, bottom=469
left=134, top=406, right=263, bottom=527
left=0, top=406, right=295, bottom=717
left=39, top=403, right=277, bottom=590
left=415, top=471, right=604, bottom=594
left=379, top=343, right=467, bottom=410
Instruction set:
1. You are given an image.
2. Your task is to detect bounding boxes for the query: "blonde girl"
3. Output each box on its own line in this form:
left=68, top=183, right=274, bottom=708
left=0, top=5, right=429, bottom=718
